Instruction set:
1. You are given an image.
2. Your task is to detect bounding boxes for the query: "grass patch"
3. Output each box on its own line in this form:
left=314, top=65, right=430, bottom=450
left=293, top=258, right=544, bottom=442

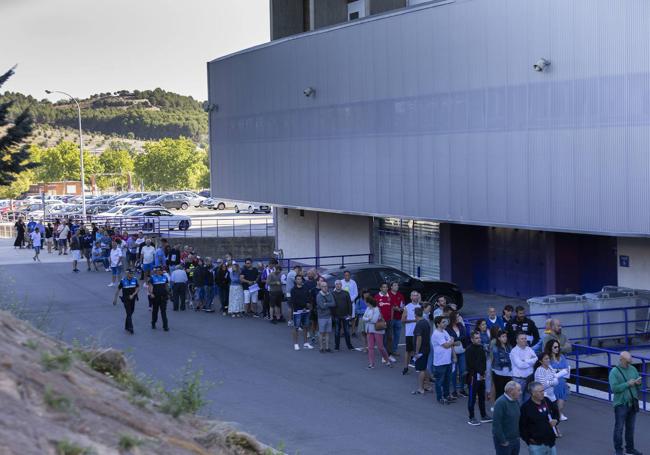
left=41, top=349, right=73, bottom=371
left=55, top=439, right=94, bottom=455
left=117, top=434, right=143, bottom=451
left=22, top=339, right=39, bottom=350
left=43, top=386, right=74, bottom=413
left=159, top=358, right=211, bottom=418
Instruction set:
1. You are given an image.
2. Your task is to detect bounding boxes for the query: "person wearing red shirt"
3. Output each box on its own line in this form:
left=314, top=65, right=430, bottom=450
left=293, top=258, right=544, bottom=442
left=388, top=281, right=406, bottom=357
left=375, top=282, right=396, bottom=363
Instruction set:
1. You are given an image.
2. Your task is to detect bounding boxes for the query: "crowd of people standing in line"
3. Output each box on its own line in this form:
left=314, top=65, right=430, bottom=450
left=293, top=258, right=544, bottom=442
left=12, top=217, right=645, bottom=455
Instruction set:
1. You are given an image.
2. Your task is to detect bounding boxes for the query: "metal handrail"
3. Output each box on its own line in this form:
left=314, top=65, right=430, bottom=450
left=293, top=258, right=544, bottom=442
left=464, top=304, right=650, bottom=349
left=568, top=343, right=649, bottom=411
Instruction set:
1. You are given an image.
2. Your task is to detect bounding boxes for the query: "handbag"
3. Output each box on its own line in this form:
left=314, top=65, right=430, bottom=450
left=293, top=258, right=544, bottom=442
left=616, top=367, right=640, bottom=412
left=374, top=311, right=387, bottom=331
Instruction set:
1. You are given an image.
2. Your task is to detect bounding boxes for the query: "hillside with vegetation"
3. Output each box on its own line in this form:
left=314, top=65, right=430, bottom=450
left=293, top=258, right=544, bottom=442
left=0, top=88, right=209, bottom=142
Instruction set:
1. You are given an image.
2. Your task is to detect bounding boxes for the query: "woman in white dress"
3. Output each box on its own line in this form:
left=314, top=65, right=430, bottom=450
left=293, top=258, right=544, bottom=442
left=228, top=262, right=244, bottom=317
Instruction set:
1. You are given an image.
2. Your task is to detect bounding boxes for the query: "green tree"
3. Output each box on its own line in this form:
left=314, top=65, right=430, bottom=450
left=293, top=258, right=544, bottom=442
left=97, top=148, right=134, bottom=190
left=134, top=138, right=208, bottom=190
left=34, top=141, right=103, bottom=184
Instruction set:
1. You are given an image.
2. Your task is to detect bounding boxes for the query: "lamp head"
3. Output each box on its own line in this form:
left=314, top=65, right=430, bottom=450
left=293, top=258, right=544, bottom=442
left=45, top=90, right=52, bottom=94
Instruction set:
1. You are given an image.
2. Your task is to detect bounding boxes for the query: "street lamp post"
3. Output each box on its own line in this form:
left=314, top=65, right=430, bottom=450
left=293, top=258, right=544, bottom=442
left=45, top=89, right=86, bottom=219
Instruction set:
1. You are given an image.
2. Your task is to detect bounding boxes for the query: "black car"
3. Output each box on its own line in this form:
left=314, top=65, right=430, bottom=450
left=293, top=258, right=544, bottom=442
left=321, top=264, right=463, bottom=309
left=149, top=193, right=191, bottom=210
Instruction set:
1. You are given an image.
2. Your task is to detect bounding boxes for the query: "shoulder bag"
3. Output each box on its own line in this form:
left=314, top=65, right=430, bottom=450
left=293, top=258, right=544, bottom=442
left=616, top=366, right=640, bottom=412
left=374, top=310, right=387, bottom=331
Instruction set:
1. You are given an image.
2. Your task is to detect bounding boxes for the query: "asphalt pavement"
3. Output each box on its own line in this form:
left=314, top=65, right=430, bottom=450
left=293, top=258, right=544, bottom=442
left=1, top=244, right=648, bottom=455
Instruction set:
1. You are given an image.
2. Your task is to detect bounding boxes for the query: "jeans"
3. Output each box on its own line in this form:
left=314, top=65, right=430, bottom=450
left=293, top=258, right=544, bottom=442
left=334, top=318, right=353, bottom=350
left=391, top=319, right=402, bottom=354
left=433, top=363, right=452, bottom=401
left=493, top=436, right=520, bottom=455
left=614, top=404, right=637, bottom=453
left=528, top=445, right=557, bottom=455
left=451, top=352, right=467, bottom=393
left=468, top=377, right=487, bottom=419
left=367, top=333, right=389, bottom=367
left=512, top=377, right=530, bottom=404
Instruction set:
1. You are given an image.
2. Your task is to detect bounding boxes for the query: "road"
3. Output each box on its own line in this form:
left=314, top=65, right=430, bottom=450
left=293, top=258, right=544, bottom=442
left=0, top=244, right=647, bottom=454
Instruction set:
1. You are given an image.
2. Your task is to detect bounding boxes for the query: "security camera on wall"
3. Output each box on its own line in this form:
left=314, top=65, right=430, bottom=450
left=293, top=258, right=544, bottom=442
left=533, top=58, right=550, bottom=72
left=303, top=87, right=315, bottom=97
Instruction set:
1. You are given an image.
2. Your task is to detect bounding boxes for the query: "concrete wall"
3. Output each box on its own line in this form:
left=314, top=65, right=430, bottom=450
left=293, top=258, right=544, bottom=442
left=617, top=237, right=650, bottom=289
left=276, top=209, right=371, bottom=260
left=210, top=0, right=650, bottom=237
left=164, top=236, right=275, bottom=261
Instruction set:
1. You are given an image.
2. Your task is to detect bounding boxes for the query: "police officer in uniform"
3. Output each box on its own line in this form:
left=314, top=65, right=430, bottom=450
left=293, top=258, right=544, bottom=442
left=112, top=268, right=139, bottom=334
left=148, top=266, right=170, bottom=331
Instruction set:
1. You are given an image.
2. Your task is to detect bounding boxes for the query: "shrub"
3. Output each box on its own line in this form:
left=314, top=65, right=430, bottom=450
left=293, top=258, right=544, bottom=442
left=117, top=434, right=143, bottom=451
left=41, top=350, right=73, bottom=371
left=55, top=440, right=94, bottom=455
left=43, top=386, right=74, bottom=413
left=159, top=359, right=210, bottom=418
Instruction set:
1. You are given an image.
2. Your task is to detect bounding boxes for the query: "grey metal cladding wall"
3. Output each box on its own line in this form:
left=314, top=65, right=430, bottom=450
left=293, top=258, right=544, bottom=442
left=208, top=0, right=650, bottom=236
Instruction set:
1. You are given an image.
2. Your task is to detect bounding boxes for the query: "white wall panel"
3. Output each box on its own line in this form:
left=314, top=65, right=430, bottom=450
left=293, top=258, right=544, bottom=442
left=209, top=0, right=650, bottom=236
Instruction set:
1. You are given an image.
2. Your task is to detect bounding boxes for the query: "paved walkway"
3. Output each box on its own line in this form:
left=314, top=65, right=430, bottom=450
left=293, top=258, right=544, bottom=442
left=0, top=244, right=647, bottom=454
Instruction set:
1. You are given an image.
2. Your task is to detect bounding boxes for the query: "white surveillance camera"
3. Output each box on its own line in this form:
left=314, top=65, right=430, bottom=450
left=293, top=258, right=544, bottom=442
left=533, top=58, right=550, bottom=72
left=303, top=87, right=315, bottom=97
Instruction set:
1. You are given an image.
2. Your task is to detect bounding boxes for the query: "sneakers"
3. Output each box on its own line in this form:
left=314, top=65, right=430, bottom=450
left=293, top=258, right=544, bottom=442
left=480, top=415, right=493, bottom=423
left=107, top=282, right=114, bottom=287
left=303, top=343, right=314, bottom=350
left=402, top=367, right=409, bottom=375
left=294, top=344, right=300, bottom=351
left=458, top=390, right=469, bottom=398
left=625, top=450, right=643, bottom=455
left=560, top=413, right=568, bottom=422
left=438, top=398, right=449, bottom=405
left=388, top=355, right=397, bottom=363
left=467, top=419, right=481, bottom=426
left=367, top=364, right=375, bottom=369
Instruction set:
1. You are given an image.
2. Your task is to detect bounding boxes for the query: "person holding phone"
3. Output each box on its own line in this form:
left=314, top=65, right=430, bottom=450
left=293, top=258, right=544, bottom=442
left=609, top=351, right=643, bottom=455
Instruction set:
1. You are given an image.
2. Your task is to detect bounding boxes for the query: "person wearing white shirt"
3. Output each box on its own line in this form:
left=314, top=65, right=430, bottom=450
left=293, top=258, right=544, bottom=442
left=401, top=290, right=422, bottom=375
left=431, top=315, right=455, bottom=404
left=140, top=239, right=156, bottom=280
left=30, top=228, right=42, bottom=262
left=108, top=241, right=124, bottom=287
left=509, top=333, right=538, bottom=403
left=342, top=270, right=359, bottom=335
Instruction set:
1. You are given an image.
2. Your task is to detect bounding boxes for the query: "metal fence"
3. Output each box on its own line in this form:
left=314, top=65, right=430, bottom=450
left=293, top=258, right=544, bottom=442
left=277, top=254, right=373, bottom=270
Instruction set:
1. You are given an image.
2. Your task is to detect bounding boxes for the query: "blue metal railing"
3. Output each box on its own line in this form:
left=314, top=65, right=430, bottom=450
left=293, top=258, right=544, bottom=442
left=465, top=305, right=650, bottom=349
left=277, top=253, right=374, bottom=270
left=568, top=344, right=649, bottom=411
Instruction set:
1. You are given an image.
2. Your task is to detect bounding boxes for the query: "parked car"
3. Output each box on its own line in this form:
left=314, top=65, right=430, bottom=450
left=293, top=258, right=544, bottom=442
left=321, top=264, right=464, bottom=310
left=129, top=207, right=191, bottom=231
left=199, top=190, right=211, bottom=198
left=85, top=204, right=113, bottom=215
left=200, top=197, right=229, bottom=210
left=149, top=194, right=191, bottom=210
left=234, top=203, right=271, bottom=214
left=130, top=193, right=162, bottom=206
left=96, top=205, right=141, bottom=217
left=170, top=191, right=205, bottom=208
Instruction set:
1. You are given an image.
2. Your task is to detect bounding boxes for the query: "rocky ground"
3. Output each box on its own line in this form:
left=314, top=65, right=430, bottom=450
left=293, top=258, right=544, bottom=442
left=0, top=310, right=272, bottom=455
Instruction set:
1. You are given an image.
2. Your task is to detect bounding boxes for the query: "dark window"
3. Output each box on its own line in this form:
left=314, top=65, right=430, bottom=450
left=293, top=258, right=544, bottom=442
left=349, top=11, right=359, bottom=20
left=377, top=268, right=410, bottom=284
left=352, top=270, right=377, bottom=290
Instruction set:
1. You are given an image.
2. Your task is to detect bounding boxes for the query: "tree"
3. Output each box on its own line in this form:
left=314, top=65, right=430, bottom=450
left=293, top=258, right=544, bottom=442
left=97, top=147, right=134, bottom=190
left=33, top=141, right=103, bottom=184
left=134, top=138, right=208, bottom=190
left=0, top=66, right=38, bottom=185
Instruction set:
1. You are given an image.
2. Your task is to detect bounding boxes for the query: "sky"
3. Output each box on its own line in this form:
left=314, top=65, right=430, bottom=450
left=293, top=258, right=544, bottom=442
left=0, top=0, right=269, bottom=102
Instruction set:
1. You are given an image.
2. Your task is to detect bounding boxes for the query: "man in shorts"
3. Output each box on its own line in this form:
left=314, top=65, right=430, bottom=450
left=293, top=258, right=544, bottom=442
left=412, top=307, right=431, bottom=395
left=316, top=281, right=335, bottom=352
left=140, top=239, right=156, bottom=281
left=30, top=226, right=42, bottom=262
left=240, top=258, right=260, bottom=317
left=402, top=290, right=422, bottom=375
left=289, top=275, right=314, bottom=350
left=108, top=241, right=123, bottom=287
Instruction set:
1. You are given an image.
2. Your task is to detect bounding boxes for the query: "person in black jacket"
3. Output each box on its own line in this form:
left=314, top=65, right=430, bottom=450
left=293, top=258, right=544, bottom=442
left=446, top=311, right=469, bottom=398
left=215, top=262, right=230, bottom=315
left=332, top=280, right=354, bottom=351
left=289, top=275, right=313, bottom=350
left=466, top=331, right=492, bottom=426
left=519, top=381, right=560, bottom=452
left=506, top=306, right=540, bottom=347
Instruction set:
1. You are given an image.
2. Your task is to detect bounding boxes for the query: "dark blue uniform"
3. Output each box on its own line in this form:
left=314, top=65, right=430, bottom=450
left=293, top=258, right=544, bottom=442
left=118, top=276, right=139, bottom=333
left=149, top=273, right=169, bottom=331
